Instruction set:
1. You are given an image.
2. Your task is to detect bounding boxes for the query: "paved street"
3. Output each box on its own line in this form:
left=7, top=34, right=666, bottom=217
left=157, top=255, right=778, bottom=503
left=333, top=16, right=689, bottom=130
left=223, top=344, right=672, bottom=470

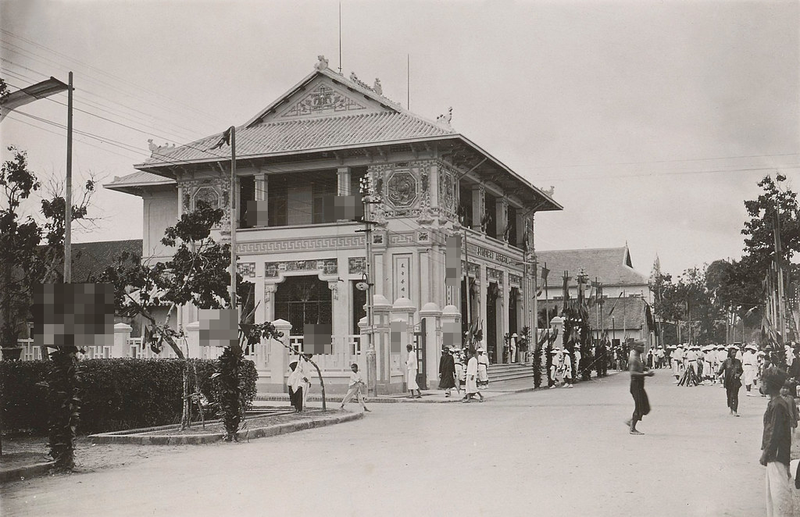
left=1, top=371, right=776, bottom=516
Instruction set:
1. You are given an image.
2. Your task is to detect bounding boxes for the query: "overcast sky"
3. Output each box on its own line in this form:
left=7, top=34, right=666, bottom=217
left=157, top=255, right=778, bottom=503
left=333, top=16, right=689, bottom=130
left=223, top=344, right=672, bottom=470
left=1, top=0, right=798, bottom=278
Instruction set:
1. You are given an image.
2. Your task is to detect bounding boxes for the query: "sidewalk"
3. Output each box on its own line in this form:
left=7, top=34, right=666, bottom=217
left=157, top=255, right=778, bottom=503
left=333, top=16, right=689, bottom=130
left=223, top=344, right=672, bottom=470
left=254, top=373, right=619, bottom=405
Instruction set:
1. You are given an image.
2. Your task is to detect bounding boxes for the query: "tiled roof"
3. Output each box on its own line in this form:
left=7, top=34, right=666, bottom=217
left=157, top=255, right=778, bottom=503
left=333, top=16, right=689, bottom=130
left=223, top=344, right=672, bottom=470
left=536, top=247, right=648, bottom=287
left=71, top=240, right=142, bottom=283
left=138, top=111, right=454, bottom=167
left=104, top=171, right=176, bottom=190
left=540, top=296, right=653, bottom=330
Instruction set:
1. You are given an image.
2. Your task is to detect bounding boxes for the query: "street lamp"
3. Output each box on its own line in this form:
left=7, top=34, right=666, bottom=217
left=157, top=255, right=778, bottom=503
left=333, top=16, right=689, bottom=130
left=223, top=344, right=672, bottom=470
left=1, top=74, right=73, bottom=281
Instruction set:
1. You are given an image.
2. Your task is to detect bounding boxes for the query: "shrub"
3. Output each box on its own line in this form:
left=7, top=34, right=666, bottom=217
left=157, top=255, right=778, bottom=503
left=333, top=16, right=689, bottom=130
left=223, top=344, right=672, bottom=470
left=1, top=358, right=258, bottom=436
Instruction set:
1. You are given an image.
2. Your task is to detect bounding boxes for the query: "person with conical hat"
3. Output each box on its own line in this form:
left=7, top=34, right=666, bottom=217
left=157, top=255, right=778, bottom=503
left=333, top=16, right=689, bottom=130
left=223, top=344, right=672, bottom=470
left=438, top=346, right=457, bottom=397
left=743, top=345, right=758, bottom=396
left=717, top=346, right=743, bottom=416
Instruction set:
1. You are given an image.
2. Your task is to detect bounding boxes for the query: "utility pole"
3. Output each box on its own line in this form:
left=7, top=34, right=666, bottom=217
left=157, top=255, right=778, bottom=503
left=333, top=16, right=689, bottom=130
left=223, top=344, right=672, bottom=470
left=774, top=199, right=786, bottom=344
left=64, top=72, right=73, bottom=283
left=358, top=176, right=379, bottom=396
left=229, top=126, right=237, bottom=307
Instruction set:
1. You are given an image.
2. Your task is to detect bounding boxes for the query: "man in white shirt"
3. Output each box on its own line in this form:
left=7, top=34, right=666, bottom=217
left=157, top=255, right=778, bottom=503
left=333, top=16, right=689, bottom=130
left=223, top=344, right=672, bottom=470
left=743, top=345, right=758, bottom=396
left=340, top=363, right=370, bottom=412
left=406, top=344, right=422, bottom=399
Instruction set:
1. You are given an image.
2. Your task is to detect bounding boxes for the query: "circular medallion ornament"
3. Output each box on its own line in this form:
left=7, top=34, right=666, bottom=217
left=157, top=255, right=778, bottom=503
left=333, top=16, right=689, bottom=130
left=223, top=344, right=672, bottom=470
left=386, top=171, right=418, bottom=207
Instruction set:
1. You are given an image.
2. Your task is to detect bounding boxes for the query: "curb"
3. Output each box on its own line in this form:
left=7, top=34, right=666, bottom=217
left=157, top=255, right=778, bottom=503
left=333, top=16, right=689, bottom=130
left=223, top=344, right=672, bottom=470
left=89, top=411, right=363, bottom=445
left=0, top=461, right=54, bottom=484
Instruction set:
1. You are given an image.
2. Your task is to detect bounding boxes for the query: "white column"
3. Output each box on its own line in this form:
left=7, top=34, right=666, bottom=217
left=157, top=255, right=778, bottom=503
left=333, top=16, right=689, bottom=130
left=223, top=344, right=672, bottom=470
left=264, top=284, right=277, bottom=321
left=271, top=319, right=292, bottom=392
left=113, top=322, right=132, bottom=358
left=337, top=167, right=351, bottom=196
left=471, top=185, right=484, bottom=232
left=185, top=321, right=200, bottom=359
left=496, top=197, right=508, bottom=241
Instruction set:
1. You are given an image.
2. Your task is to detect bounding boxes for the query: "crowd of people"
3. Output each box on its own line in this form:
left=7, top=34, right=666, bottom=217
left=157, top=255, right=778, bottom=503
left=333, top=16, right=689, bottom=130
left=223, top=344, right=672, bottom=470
left=627, top=340, right=800, bottom=516
left=437, top=346, right=489, bottom=402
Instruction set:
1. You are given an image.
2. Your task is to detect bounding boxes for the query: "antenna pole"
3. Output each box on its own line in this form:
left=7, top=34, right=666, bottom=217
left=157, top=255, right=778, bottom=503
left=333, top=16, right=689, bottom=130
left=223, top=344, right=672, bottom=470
left=338, top=2, right=343, bottom=74
left=407, top=54, right=410, bottom=109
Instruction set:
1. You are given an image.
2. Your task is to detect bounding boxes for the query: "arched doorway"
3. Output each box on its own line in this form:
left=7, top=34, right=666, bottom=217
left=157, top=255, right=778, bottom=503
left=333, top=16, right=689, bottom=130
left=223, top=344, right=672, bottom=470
left=274, top=275, right=332, bottom=336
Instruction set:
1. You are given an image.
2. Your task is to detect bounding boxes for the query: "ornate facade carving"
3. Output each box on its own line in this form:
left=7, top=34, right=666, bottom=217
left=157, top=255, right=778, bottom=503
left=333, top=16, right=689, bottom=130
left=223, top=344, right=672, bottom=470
left=437, top=164, right=458, bottom=219
left=509, top=273, right=522, bottom=286
left=349, top=257, right=366, bottom=275
left=237, top=262, right=256, bottom=278
left=264, top=258, right=338, bottom=278
left=237, top=235, right=364, bottom=254
left=281, top=83, right=366, bottom=118
left=487, top=267, right=504, bottom=286
left=328, top=281, right=339, bottom=300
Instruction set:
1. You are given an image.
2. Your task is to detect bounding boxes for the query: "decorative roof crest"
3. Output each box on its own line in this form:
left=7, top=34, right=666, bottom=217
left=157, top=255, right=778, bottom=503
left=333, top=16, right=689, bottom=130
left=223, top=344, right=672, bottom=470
left=436, top=107, right=453, bottom=128
left=148, top=138, right=175, bottom=156
left=314, top=55, right=329, bottom=71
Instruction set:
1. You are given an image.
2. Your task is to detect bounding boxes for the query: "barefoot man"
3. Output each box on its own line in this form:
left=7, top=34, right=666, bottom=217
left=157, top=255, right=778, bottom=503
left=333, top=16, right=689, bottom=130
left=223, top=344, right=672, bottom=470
left=626, top=340, right=654, bottom=435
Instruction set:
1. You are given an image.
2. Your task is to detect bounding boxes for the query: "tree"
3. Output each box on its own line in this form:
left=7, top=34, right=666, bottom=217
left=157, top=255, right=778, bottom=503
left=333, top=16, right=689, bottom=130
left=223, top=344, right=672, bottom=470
left=742, top=175, right=800, bottom=271
left=0, top=147, right=95, bottom=349
left=100, top=201, right=243, bottom=429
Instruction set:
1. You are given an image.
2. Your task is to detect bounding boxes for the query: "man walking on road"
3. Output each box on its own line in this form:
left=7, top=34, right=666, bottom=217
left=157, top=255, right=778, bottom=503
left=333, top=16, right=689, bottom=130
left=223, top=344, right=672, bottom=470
left=438, top=347, right=457, bottom=397
left=463, top=348, right=485, bottom=403
left=340, top=363, right=370, bottom=412
left=626, top=340, right=653, bottom=435
left=406, top=344, right=422, bottom=399
left=717, top=346, right=744, bottom=417
left=759, top=368, right=794, bottom=517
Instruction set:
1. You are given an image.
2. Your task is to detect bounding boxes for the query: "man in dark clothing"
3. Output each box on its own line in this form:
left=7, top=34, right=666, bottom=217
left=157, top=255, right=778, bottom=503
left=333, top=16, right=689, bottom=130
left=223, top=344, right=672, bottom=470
left=717, top=347, right=744, bottom=417
left=760, top=368, right=793, bottom=516
left=625, top=340, right=653, bottom=435
left=438, top=347, right=457, bottom=397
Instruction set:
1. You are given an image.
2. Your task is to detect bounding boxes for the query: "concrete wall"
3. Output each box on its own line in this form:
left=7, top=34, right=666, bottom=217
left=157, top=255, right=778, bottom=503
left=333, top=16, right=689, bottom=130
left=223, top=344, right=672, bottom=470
left=142, top=186, right=178, bottom=262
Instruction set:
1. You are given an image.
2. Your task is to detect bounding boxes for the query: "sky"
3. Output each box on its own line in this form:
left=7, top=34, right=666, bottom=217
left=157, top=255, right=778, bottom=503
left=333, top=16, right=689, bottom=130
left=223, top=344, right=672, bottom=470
left=1, top=0, right=798, bottom=278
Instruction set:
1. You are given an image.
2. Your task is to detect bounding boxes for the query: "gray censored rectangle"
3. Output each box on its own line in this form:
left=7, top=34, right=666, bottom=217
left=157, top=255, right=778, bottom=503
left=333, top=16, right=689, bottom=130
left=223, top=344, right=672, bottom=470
left=304, top=324, right=332, bottom=355
left=445, top=234, right=462, bottom=288
left=199, top=308, right=239, bottom=347
left=33, top=283, right=114, bottom=348
left=246, top=195, right=363, bottom=226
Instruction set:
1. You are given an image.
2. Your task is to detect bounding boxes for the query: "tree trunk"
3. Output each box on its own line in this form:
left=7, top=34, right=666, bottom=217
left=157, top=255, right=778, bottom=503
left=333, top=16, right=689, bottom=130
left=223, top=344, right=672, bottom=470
left=308, top=359, right=326, bottom=411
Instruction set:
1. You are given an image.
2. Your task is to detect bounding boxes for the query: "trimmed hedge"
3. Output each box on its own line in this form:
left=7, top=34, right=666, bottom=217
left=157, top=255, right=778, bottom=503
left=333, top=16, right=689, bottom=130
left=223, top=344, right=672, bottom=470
left=1, top=358, right=258, bottom=436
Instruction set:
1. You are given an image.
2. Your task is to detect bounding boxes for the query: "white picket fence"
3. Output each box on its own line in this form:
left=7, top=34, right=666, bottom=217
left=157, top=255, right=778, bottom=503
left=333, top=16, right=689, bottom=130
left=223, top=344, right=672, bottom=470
left=16, top=334, right=363, bottom=373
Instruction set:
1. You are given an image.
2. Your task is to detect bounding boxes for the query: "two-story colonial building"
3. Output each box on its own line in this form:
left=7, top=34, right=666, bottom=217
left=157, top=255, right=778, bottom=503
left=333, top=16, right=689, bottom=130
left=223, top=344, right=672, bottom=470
left=105, top=56, right=561, bottom=393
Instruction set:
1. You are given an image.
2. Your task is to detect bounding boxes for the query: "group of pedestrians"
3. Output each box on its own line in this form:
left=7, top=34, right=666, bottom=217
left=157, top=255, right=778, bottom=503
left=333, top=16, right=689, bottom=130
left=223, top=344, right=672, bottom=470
left=628, top=340, right=800, bottom=516
left=438, top=346, right=487, bottom=402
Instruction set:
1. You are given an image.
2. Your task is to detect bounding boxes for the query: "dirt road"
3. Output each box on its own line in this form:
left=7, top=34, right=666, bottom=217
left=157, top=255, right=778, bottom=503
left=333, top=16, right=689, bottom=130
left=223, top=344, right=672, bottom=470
left=1, top=370, right=779, bottom=516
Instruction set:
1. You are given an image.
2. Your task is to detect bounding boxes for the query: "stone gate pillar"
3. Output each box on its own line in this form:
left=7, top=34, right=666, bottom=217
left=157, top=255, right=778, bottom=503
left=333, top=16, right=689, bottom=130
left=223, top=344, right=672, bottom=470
left=420, top=302, right=442, bottom=389
left=113, top=322, right=132, bottom=358
left=550, top=316, right=564, bottom=350
left=392, top=297, right=416, bottom=390
left=372, top=295, right=392, bottom=393
left=270, top=319, right=292, bottom=392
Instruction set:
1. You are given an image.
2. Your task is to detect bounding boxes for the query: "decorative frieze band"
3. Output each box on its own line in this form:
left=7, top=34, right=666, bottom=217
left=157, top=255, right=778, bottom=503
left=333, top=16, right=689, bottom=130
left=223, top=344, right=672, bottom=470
left=237, top=235, right=364, bottom=254
left=265, top=258, right=338, bottom=278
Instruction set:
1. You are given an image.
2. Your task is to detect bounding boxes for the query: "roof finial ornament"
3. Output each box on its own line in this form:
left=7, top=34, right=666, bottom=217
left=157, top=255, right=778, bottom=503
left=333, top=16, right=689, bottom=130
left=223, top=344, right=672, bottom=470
left=543, top=186, right=555, bottom=198
left=315, top=55, right=329, bottom=71
left=436, top=107, right=453, bottom=127
left=373, top=78, right=382, bottom=95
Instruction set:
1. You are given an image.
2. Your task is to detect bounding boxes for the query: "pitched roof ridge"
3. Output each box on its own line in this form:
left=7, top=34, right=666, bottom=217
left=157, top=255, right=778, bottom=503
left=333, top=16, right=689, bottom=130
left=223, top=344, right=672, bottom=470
left=537, top=246, right=627, bottom=253
left=321, top=67, right=455, bottom=134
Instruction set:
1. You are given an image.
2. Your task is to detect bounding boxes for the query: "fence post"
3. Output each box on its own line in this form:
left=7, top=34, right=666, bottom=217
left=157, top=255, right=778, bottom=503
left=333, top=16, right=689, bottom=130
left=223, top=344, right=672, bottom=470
left=271, top=319, right=292, bottom=392
left=113, top=323, right=132, bottom=358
